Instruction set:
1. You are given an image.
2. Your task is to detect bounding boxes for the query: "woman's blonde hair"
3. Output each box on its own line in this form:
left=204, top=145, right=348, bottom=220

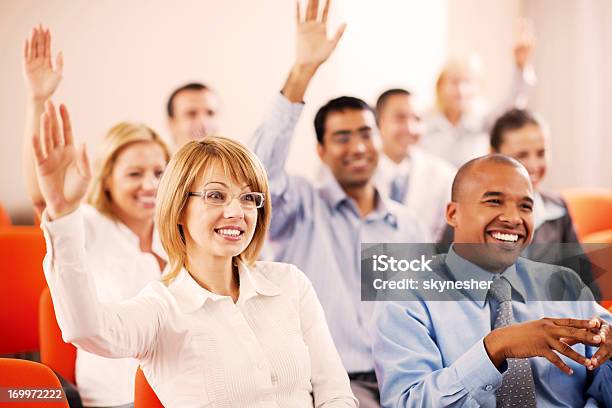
left=155, top=136, right=271, bottom=285
left=435, top=56, right=482, bottom=113
left=86, top=122, right=171, bottom=220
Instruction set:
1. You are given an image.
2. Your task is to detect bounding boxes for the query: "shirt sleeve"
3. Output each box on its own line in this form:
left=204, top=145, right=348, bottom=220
left=584, top=305, right=612, bottom=406
left=373, top=301, right=503, bottom=407
left=41, top=207, right=167, bottom=360
left=482, top=65, right=537, bottom=132
left=248, top=93, right=311, bottom=239
left=294, top=266, right=358, bottom=407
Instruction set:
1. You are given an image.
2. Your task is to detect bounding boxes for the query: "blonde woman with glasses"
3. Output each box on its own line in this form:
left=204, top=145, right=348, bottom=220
left=22, top=26, right=170, bottom=408
left=34, top=101, right=357, bottom=407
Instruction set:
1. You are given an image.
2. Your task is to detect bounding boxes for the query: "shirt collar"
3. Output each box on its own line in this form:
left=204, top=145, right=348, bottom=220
left=378, top=153, right=412, bottom=179
left=533, top=192, right=566, bottom=229
left=319, top=171, right=398, bottom=229
left=365, top=193, right=398, bottom=229
left=170, top=261, right=281, bottom=313
left=319, top=171, right=349, bottom=209
left=114, top=220, right=167, bottom=261
left=445, top=246, right=524, bottom=307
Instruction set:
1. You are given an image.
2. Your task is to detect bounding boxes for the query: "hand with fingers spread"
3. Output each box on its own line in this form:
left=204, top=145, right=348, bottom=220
left=513, top=18, right=535, bottom=71
left=295, top=0, right=346, bottom=69
left=282, top=0, right=346, bottom=103
left=24, top=25, right=63, bottom=102
left=32, top=102, right=90, bottom=220
left=484, top=317, right=601, bottom=375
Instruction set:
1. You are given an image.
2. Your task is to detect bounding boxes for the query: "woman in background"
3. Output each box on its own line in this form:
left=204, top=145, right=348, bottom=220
left=419, top=20, right=536, bottom=168
left=23, top=26, right=169, bottom=407
left=490, top=108, right=599, bottom=298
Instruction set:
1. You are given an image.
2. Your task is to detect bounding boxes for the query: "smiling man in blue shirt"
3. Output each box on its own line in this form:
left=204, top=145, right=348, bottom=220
left=372, top=155, right=611, bottom=407
left=249, top=1, right=428, bottom=406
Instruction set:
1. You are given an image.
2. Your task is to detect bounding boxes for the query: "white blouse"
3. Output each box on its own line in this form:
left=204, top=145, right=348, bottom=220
left=42, top=209, right=357, bottom=408
left=74, top=205, right=165, bottom=406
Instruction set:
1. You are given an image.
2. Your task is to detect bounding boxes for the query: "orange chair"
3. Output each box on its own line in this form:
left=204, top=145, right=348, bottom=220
left=39, top=287, right=77, bottom=384
left=0, top=226, right=47, bottom=354
left=582, top=229, right=612, bottom=245
left=581, top=229, right=612, bottom=311
left=0, top=203, right=11, bottom=228
left=135, top=367, right=164, bottom=407
left=560, top=188, right=612, bottom=240
left=0, top=358, right=69, bottom=407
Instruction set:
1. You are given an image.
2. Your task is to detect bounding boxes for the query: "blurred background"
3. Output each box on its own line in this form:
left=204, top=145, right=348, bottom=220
left=1, top=0, right=611, bottom=224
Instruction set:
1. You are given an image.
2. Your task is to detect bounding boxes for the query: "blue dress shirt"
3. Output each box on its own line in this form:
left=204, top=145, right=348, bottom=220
left=250, top=94, right=428, bottom=374
left=372, top=246, right=612, bottom=407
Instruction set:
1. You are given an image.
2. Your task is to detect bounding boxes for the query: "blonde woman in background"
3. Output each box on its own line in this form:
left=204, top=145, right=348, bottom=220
left=33, top=98, right=357, bottom=407
left=419, top=20, right=537, bottom=168
left=22, top=26, right=169, bottom=408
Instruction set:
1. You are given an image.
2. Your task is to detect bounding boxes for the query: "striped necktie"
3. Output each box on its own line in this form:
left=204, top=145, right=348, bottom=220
left=488, top=277, right=537, bottom=408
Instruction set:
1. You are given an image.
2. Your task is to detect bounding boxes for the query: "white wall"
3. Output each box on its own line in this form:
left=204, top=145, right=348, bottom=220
left=6, top=0, right=605, bottom=224
left=1, top=0, right=449, bottom=223
left=526, top=0, right=612, bottom=189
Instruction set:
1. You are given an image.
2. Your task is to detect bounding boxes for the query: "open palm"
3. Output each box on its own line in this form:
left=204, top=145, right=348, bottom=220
left=24, top=26, right=63, bottom=101
left=33, top=102, right=90, bottom=219
left=295, top=0, right=346, bottom=68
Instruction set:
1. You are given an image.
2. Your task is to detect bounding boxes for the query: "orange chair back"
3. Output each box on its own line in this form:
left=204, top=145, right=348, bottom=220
left=560, top=188, right=612, bottom=240
left=0, top=358, right=69, bottom=407
left=39, top=287, right=77, bottom=383
left=581, top=230, right=612, bottom=310
left=135, top=367, right=163, bottom=407
left=0, top=203, right=11, bottom=228
left=0, top=227, right=46, bottom=354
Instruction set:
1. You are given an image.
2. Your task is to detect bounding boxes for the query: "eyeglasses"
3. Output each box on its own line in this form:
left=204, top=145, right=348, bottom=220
left=188, top=190, right=265, bottom=209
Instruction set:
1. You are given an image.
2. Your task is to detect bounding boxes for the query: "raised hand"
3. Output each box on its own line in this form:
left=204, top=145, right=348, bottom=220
left=24, top=25, right=63, bottom=102
left=295, top=0, right=346, bottom=69
left=282, top=0, right=346, bottom=102
left=513, top=18, right=535, bottom=70
left=32, top=102, right=90, bottom=220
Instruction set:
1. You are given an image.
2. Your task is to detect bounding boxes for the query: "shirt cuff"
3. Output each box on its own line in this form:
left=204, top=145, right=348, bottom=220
left=41, top=206, right=87, bottom=268
left=454, top=338, right=504, bottom=404
left=515, top=64, right=537, bottom=86
left=274, top=92, right=305, bottom=122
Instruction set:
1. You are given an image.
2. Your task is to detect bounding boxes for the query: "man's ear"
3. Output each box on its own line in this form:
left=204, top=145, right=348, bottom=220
left=489, top=146, right=496, bottom=154
left=316, top=142, right=325, bottom=162
left=445, top=201, right=459, bottom=228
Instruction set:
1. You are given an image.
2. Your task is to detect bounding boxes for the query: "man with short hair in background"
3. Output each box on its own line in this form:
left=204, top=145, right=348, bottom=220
left=374, top=88, right=456, bottom=240
left=166, top=82, right=219, bottom=147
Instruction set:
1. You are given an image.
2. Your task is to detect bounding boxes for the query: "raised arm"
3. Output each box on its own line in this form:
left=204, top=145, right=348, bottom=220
left=249, top=0, right=345, bottom=231
left=483, top=19, right=536, bottom=131
left=34, top=103, right=163, bottom=359
left=22, top=26, right=64, bottom=216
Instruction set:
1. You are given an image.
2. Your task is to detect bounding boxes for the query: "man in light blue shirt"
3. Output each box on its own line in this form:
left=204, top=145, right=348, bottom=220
left=372, top=155, right=611, bottom=407
left=249, top=1, right=427, bottom=406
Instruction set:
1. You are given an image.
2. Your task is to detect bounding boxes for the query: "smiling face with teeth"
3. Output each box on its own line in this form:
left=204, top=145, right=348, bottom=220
left=106, top=141, right=168, bottom=225
left=446, top=157, right=535, bottom=273
left=317, top=108, right=379, bottom=190
left=181, top=162, right=258, bottom=263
